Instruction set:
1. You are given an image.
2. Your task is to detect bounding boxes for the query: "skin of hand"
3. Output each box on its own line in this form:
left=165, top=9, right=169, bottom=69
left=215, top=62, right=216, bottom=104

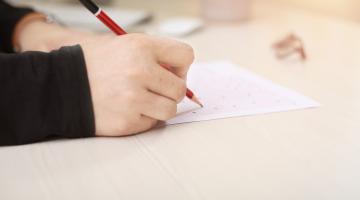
left=17, top=20, right=95, bottom=52
left=17, top=20, right=195, bottom=136
left=81, top=34, right=195, bottom=136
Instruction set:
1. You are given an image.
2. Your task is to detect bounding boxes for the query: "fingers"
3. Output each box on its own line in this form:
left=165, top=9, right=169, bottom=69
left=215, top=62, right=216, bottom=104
left=131, top=115, right=158, bottom=135
left=151, top=36, right=195, bottom=78
left=90, top=33, right=193, bottom=137
left=114, top=115, right=158, bottom=136
left=146, top=64, right=187, bottom=102
left=140, top=91, right=178, bottom=121
left=139, top=115, right=159, bottom=131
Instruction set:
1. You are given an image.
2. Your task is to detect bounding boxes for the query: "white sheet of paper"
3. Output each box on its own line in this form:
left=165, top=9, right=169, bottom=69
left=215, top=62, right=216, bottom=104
left=166, top=61, right=320, bottom=125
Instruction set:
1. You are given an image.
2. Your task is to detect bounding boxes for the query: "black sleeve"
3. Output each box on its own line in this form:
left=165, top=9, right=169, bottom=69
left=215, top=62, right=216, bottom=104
left=0, top=0, right=34, bottom=53
left=0, top=45, right=95, bottom=145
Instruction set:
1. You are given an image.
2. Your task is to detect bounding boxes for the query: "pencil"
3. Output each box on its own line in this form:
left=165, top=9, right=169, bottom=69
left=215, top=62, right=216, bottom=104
left=78, top=0, right=203, bottom=107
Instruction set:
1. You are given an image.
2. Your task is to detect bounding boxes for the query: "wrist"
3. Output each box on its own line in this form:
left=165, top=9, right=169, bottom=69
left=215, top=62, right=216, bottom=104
left=13, top=12, right=48, bottom=52
left=20, top=23, right=72, bottom=53
left=16, top=17, right=95, bottom=52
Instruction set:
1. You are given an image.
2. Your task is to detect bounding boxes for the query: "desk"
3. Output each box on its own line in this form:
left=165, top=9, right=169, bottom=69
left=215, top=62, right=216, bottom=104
left=1, top=1, right=360, bottom=199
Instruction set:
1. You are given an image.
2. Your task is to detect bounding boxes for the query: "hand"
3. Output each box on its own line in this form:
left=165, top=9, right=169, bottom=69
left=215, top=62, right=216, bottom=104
left=81, top=34, right=195, bottom=136
left=17, top=20, right=95, bottom=52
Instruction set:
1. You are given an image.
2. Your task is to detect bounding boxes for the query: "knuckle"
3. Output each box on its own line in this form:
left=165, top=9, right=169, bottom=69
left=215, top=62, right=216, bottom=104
left=161, top=102, right=177, bottom=120
left=146, top=119, right=158, bottom=130
left=124, top=90, right=138, bottom=104
left=181, top=43, right=195, bottom=65
left=116, top=120, right=133, bottom=135
left=174, top=80, right=187, bottom=102
left=125, top=66, right=145, bottom=80
left=116, top=115, right=143, bottom=136
left=127, top=34, right=152, bottom=50
left=123, top=33, right=143, bottom=41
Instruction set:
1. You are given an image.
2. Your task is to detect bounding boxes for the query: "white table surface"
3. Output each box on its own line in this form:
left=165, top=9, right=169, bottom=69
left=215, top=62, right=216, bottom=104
left=1, top=1, right=360, bottom=199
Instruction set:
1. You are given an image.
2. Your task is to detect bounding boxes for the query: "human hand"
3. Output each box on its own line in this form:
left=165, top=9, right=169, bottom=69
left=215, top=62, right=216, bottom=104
left=17, top=20, right=95, bottom=52
left=81, top=34, right=195, bottom=136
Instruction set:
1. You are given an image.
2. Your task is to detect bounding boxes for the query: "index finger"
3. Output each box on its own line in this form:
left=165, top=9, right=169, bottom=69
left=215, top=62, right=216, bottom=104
left=151, top=36, right=195, bottom=78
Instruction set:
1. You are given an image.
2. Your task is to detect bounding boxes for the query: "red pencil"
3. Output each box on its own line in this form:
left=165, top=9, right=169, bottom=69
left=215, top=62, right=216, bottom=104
left=79, top=0, right=203, bottom=107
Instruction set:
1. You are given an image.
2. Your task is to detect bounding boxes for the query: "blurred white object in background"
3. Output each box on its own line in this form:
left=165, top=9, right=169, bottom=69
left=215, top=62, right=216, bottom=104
left=157, top=17, right=204, bottom=37
left=201, top=0, right=251, bottom=21
left=32, top=4, right=152, bottom=31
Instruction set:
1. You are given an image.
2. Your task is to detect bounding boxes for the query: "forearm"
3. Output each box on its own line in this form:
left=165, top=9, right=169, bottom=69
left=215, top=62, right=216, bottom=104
left=16, top=19, right=71, bottom=52
left=0, top=0, right=93, bottom=53
left=0, top=0, right=33, bottom=52
left=16, top=19, right=95, bottom=52
left=0, top=45, right=95, bottom=145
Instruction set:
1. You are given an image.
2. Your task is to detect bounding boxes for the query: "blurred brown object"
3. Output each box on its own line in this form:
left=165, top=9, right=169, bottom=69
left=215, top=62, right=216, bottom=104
left=272, top=33, right=307, bottom=61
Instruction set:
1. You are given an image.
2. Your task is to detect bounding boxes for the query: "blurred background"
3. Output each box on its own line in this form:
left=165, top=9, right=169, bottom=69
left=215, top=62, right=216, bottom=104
left=8, top=0, right=359, bottom=65
left=9, top=0, right=360, bottom=22
left=9, top=0, right=358, bottom=64
left=274, top=0, right=360, bottom=21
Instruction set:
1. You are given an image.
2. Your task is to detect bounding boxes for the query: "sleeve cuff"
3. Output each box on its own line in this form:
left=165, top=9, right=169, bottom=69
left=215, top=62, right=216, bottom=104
left=0, top=45, right=95, bottom=145
left=50, top=45, right=96, bottom=139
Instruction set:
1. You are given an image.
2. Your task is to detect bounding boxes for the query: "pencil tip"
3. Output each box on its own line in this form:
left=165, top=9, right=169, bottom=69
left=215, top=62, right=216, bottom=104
left=192, top=96, right=204, bottom=108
